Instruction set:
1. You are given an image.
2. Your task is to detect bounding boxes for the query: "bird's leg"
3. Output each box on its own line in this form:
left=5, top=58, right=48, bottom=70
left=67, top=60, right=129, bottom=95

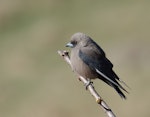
left=85, top=79, right=93, bottom=90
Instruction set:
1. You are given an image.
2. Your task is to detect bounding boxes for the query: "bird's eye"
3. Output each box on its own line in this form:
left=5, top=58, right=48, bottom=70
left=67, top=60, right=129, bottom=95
left=71, top=40, right=77, bottom=45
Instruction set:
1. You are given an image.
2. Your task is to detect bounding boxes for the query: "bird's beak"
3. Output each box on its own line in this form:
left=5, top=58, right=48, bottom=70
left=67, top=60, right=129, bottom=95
left=66, top=42, right=74, bottom=48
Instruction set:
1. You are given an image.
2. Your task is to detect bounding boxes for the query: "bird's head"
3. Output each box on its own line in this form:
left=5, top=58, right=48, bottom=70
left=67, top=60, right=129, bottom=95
left=66, top=32, right=91, bottom=48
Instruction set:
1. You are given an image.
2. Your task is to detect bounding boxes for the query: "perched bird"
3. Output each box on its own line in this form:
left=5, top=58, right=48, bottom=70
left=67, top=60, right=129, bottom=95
left=66, top=32, right=128, bottom=99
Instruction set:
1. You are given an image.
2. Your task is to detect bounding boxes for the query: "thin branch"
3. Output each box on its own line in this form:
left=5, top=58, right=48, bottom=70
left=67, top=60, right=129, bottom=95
left=58, top=50, right=116, bottom=117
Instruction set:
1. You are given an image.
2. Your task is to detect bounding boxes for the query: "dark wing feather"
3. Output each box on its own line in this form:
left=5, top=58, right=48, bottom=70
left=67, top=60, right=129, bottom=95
left=79, top=49, right=118, bottom=86
left=79, top=46, right=127, bottom=93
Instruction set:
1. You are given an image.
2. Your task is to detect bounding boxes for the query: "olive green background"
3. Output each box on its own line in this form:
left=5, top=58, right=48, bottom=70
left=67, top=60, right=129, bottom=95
left=0, top=0, right=150, bottom=117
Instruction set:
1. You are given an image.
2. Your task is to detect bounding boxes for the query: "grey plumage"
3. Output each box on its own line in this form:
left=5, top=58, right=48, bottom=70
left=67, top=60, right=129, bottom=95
left=66, top=32, right=128, bottom=99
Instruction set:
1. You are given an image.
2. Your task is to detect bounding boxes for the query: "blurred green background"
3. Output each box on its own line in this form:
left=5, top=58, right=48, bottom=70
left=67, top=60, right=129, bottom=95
left=0, top=0, right=150, bottom=117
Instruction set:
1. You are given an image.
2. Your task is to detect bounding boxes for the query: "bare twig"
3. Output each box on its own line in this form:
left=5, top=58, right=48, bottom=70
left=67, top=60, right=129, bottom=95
left=58, top=50, right=116, bottom=117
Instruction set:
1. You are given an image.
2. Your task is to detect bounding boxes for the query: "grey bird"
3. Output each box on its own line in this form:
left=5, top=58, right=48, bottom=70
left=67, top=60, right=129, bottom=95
left=66, top=32, right=128, bottom=99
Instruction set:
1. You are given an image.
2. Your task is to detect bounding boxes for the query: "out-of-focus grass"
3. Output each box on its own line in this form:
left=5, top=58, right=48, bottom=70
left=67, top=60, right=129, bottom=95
left=0, top=0, right=150, bottom=117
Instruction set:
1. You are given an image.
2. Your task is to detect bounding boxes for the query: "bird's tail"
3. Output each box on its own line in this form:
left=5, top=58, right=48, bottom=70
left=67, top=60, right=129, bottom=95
left=114, top=86, right=126, bottom=99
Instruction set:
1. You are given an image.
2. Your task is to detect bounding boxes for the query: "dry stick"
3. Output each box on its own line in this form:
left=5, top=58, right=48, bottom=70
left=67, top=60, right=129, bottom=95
left=58, top=50, right=116, bottom=117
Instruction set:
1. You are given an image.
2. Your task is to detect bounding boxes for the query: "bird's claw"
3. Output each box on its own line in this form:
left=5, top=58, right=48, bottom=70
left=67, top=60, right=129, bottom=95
left=85, top=80, right=93, bottom=90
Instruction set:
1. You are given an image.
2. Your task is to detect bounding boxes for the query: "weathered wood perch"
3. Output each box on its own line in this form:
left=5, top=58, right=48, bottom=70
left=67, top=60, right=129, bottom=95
left=58, top=50, right=116, bottom=117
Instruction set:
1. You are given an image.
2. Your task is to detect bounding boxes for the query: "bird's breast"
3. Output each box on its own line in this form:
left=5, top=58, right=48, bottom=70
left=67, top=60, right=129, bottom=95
left=70, top=49, right=97, bottom=79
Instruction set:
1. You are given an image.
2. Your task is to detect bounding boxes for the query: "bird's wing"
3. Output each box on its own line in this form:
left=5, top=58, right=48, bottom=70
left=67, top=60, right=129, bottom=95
left=79, top=47, right=126, bottom=91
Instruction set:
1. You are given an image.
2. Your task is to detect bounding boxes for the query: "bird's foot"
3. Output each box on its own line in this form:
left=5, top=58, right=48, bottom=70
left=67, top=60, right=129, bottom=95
left=85, top=80, right=93, bottom=90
